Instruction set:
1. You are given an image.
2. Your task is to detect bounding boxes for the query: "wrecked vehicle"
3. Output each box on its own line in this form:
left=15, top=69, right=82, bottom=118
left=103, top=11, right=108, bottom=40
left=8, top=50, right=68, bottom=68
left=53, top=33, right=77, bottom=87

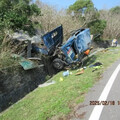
left=33, top=25, right=91, bottom=70
left=12, top=25, right=91, bottom=70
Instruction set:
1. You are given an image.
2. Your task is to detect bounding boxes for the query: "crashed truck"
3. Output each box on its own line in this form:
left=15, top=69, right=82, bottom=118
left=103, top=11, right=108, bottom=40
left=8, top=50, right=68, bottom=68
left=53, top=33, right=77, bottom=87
left=32, top=25, right=91, bottom=70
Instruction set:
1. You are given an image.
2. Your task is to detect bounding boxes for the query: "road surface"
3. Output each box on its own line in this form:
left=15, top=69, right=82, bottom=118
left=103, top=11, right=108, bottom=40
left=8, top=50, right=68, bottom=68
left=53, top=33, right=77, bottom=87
left=72, top=59, right=120, bottom=120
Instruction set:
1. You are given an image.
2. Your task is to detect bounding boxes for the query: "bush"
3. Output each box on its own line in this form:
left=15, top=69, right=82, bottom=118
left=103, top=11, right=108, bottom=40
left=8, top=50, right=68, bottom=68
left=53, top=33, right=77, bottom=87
left=0, top=51, right=19, bottom=69
left=88, top=19, right=106, bottom=41
left=0, top=0, right=41, bottom=37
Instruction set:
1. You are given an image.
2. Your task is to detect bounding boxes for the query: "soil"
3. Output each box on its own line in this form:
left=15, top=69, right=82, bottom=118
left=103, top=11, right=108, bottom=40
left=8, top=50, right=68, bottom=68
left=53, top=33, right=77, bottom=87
left=0, top=65, right=47, bottom=112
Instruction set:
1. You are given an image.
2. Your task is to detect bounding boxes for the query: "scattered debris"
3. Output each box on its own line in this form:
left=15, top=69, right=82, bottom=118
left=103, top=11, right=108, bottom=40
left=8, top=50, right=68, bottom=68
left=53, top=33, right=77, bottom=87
left=38, top=80, right=56, bottom=88
left=83, top=66, right=87, bottom=69
left=12, top=54, right=40, bottom=70
left=11, top=54, right=22, bottom=59
left=70, top=72, right=73, bottom=75
left=92, top=66, right=102, bottom=72
left=59, top=77, right=64, bottom=82
left=31, top=26, right=92, bottom=70
left=89, top=62, right=103, bottom=72
left=84, top=49, right=90, bottom=55
left=12, top=30, right=42, bottom=43
left=75, top=67, right=85, bottom=75
left=100, top=49, right=108, bottom=53
left=89, top=62, right=102, bottom=68
left=75, top=69, right=84, bottom=76
left=19, top=59, right=38, bottom=70
left=76, top=68, right=84, bottom=72
left=10, top=25, right=92, bottom=71
left=63, top=70, right=70, bottom=77
left=76, top=66, right=86, bottom=72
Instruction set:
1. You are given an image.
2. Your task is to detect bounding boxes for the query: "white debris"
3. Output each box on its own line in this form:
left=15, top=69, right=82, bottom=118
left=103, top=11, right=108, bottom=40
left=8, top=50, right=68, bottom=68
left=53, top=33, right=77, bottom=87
left=38, top=80, right=56, bottom=88
left=12, top=31, right=42, bottom=43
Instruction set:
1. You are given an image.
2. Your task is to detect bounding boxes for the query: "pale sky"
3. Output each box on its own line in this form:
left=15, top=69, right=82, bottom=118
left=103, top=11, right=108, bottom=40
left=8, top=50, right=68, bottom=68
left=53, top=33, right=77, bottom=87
left=33, top=0, right=120, bottom=10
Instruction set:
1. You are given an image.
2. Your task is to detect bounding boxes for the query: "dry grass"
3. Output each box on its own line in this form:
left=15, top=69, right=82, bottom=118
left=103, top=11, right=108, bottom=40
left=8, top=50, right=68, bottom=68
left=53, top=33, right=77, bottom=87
left=0, top=51, right=19, bottom=69
left=32, top=1, right=120, bottom=40
left=0, top=35, right=19, bottom=69
left=32, top=1, right=82, bottom=41
left=100, top=10, right=120, bottom=39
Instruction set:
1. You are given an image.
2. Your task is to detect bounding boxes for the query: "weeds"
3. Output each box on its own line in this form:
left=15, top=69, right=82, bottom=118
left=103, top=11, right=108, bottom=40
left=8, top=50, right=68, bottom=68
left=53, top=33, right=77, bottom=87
left=0, top=51, right=19, bottom=69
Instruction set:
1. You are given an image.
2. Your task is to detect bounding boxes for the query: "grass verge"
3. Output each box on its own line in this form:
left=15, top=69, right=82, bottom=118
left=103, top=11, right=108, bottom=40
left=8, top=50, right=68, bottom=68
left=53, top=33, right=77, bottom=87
left=0, top=47, right=120, bottom=120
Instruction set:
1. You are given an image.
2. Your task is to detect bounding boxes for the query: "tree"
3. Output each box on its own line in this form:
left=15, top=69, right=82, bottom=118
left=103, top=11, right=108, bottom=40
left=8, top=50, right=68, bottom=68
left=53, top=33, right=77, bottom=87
left=68, top=0, right=106, bottom=41
left=68, top=0, right=99, bottom=23
left=69, top=0, right=94, bottom=13
left=0, top=0, right=41, bottom=36
left=88, top=19, right=106, bottom=35
left=110, top=6, right=120, bottom=14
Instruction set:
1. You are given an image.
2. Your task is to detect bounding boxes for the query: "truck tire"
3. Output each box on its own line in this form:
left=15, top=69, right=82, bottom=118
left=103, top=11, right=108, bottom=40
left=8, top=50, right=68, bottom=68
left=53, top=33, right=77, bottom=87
left=52, top=58, right=64, bottom=70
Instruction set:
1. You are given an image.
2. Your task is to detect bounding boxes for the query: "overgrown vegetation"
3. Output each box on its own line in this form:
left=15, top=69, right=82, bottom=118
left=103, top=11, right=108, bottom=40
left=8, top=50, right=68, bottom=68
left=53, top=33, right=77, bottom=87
left=36, top=0, right=120, bottom=41
left=0, top=0, right=41, bottom=69
left=0, top=0, right=41, bottom=37
left=100, top=7, right=120, bottom=39
left=0, top=51, right=19, bottom=69
left=0, top=0, right=120, bottom=69
left=36, top=0, right=107, bottom=41
left=32, top=0, right=83, bottom=40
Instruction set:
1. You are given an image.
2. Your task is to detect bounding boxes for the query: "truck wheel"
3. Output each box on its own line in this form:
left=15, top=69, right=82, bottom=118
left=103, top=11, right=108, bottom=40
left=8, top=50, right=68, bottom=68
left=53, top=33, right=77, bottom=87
left=53, top=58, right=64, bottom=70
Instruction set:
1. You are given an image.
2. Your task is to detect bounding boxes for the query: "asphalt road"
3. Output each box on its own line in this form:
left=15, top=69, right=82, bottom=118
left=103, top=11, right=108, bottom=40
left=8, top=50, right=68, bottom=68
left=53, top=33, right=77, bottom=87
left=72, top=59, right=120, bottom=120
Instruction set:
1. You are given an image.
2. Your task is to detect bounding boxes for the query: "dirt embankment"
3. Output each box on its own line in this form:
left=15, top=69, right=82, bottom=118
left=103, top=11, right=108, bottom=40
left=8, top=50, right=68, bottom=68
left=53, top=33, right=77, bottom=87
left=91, top=40, right=111, bottom=48
left=0, top=66, right=47, bottom=112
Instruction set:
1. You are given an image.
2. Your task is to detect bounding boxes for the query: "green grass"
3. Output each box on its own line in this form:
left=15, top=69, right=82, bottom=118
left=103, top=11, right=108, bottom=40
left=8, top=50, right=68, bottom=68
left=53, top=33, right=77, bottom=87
left=1, top=47, right=120, bottom=120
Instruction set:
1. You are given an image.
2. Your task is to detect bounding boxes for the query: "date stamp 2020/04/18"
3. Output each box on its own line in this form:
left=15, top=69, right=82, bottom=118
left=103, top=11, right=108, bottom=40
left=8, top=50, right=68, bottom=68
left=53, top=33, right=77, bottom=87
left=90, top=101, right=120, bottom=105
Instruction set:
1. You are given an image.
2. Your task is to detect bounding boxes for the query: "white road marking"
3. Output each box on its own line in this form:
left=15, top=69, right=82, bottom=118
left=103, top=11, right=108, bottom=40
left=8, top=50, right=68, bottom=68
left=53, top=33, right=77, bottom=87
left=89, top=64, right=120, bottom=120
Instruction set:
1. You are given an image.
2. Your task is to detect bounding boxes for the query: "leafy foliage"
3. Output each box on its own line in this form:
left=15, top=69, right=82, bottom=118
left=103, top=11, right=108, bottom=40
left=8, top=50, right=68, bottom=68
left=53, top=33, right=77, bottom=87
left=0, top=0, right=41, bottom=35
left=69, top=0, right=94, bottom=12
left=88, top=19, right=106, bottom=35
left=110, top=6, right=120, bottom=14
left=68, top=0, right=99, bottom=24
left=0, top=51, right=19, bottom=68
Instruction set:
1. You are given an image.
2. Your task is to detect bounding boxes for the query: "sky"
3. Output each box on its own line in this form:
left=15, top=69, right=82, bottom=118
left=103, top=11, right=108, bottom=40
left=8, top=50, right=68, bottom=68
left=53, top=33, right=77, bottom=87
left=34, top=0, right=120, bottom=10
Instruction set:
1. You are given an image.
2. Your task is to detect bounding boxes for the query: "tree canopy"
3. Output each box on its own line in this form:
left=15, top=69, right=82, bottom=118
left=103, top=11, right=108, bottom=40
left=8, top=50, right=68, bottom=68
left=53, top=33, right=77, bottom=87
left=69, top=0, right=94, bottom=13
left=110, top=6, right=120, bottom=14
left=88, top=19, right=106, bottom=34
left=0, top=0, right=41, bottom=35
left=68, top=0, right=98, bottom=21
left=68, top=0, right=106, bottom=41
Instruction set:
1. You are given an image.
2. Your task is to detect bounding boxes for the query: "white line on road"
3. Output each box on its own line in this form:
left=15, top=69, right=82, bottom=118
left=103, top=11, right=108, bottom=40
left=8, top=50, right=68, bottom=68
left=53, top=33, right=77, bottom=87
left=89, top=64, right=120, bottom=120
